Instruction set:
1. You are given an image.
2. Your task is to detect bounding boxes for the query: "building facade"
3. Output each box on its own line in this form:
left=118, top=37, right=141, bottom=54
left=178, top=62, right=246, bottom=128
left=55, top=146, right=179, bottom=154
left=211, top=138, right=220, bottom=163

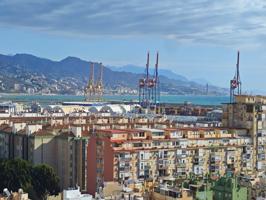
left=223, top=95, right=266, bottom=173
left=87, top=126, right=253, bottom=195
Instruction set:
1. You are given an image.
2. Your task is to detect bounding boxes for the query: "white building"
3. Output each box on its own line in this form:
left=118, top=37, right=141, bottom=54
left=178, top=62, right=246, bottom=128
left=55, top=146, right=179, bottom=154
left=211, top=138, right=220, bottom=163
left=63, top=187, right=93, bottom=200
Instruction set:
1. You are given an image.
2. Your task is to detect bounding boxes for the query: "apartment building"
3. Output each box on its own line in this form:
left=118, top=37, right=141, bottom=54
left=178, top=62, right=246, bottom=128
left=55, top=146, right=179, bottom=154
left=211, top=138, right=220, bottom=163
left=223, top=95, right=266, bottom=173
left=56, top=127, right=89, bottom=191
left=1, top=98, right=265, bottom=197
left=0, top=115, right=173, bottom=193
left=0, top=123, right=89, bottom=191
left=87, top=126, right=252, bottom=195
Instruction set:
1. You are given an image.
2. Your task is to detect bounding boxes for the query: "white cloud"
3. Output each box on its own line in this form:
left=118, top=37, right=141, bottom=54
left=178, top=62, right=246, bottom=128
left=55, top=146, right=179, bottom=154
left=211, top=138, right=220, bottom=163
left=0, top=0, right=266, bottom=47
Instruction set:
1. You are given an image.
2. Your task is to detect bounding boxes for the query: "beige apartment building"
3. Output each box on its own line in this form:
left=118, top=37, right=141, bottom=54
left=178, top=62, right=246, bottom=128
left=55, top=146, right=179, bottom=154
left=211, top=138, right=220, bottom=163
left=223, top=95, right=266, bottom=173
left=87, top=126, right=253, bottom=194
left=0, top=123, right=89, bottom=191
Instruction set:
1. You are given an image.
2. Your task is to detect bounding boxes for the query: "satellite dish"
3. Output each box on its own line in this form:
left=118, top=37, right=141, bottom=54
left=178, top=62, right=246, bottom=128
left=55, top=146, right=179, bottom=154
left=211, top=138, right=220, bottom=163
left=3, top=188, right=11, bottom=197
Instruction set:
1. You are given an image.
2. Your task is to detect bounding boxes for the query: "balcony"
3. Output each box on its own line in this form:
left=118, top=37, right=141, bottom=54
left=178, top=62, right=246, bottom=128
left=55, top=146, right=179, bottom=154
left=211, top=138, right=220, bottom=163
left=175, top=174, right=187, bottom=179
left=119, top=157, right=131, bottom=162
left=119, top=166, right=131, bottom=172
left=176, top=154, right=187, bottom=158
left=158, top=164, right=168, bottom=169
left=258, top=149, right=264, bottom=154
left=119, top=162, right=130, bottom=168
left=158, top=156, right=168, bottom=160
left=258, top=156, right=266, bottom=161
left=177, top=163, right=186, bottom=167
left=210, top=160, right=221, bottom=165
left=119, top=172, right=131, bottom=178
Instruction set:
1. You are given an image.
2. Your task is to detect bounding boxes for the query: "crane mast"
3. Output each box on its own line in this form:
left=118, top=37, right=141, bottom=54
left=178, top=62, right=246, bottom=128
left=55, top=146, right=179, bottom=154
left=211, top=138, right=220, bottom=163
left=138, top=51, right=160, bottom=113
left=230, top=51, right=242, bottom=103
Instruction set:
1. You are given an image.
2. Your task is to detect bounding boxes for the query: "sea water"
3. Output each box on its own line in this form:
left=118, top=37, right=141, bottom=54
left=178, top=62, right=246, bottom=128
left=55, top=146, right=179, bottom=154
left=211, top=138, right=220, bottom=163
left=0, top=94, right=230, bottom=106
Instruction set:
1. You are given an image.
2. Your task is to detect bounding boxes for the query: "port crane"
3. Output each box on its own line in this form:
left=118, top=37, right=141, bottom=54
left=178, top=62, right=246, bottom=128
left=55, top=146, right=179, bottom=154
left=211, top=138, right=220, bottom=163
left=230, top=51, right=241, bottom=103
left=139, top=51, right=160, bottom=112
left=85, top=62, right=104, bottom=101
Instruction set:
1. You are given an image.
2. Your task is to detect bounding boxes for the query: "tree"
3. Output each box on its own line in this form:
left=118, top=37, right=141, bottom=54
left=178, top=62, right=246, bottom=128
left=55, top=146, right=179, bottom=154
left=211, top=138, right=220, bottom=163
left=0, top=158, right=32, bottom=192
left=0, top=159, right=60, bottom=200
left=31, top=164, right=60, bottom=199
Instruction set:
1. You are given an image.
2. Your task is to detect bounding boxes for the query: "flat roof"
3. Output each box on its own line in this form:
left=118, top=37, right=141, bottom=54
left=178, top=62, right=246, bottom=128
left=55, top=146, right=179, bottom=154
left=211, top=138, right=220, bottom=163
left=97, top=129, right=129, bottom=134
left=62, top=101, right=108, bottom=106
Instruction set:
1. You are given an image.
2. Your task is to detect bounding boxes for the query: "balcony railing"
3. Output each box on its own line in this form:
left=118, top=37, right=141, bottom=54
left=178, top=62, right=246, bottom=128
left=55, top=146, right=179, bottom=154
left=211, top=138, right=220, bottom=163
left=119, top=157, right=131, bottom=162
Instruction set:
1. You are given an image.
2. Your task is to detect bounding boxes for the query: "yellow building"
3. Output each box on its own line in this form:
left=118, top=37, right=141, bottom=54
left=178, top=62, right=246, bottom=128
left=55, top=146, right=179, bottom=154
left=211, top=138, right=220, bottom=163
left=223, top=95, right=266, bottom=173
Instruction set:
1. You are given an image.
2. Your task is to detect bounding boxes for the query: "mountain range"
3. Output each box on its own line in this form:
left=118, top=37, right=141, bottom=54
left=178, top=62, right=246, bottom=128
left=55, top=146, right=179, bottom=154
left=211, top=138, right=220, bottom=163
left=0, top=53, right=228, bottom=95
left=109, top=65, right=188, bottom=82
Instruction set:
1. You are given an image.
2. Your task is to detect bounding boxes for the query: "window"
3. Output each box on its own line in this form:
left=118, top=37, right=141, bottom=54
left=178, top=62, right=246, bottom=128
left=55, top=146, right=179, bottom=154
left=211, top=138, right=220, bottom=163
left=152, top=131, right=164, bottom=136
left=246, top=105, right=253, bottom=113
left=153, top=141, right=160, bottom=146
left=133, top=143, right=142, bottom=147
left=164, top=151, right=168, bottom=158
left=141, top=163, right=144, bottom=170
left=139, top=132, right=145, bottom=137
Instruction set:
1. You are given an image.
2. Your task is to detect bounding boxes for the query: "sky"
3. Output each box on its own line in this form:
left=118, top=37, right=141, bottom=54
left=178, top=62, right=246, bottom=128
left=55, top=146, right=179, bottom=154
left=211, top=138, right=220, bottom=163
left=0, top=0, right=266, bottom=93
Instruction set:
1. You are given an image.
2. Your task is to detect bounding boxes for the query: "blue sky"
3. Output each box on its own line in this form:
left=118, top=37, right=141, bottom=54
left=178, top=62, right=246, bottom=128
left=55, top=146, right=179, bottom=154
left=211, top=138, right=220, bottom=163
left=0, top=0, right=266, bottom=93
